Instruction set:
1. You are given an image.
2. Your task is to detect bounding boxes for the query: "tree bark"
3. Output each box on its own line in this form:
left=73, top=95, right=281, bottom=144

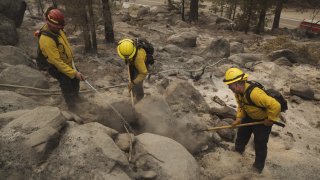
left=272, top=0, right=284, bottom=30
left=255, top=0, right=268, bottom=34
left=80, top=3, right=92, bottom=52
left=102, top=0, right=115, bottom=43
left=181, top=0, right=185, bottom=21
left=244, top=0, right=254, bottom=34
left=189, top=0, right=199, bottom=23
left=87, top=0, right=97, bottom=53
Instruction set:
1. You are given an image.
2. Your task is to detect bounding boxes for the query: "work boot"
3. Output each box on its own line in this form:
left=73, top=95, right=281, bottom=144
left=252, top=163, right=263, bottom=173
left=234, top=146, right=245, bottom=154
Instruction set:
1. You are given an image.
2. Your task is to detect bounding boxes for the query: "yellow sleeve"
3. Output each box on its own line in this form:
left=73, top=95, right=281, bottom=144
left=235, top=94, right=246, bottom=119
left=40, top=36, right=76, bottom=78
left=250, top=88, right=281, bottom=121
left=133, top=49, right=147, bottom=84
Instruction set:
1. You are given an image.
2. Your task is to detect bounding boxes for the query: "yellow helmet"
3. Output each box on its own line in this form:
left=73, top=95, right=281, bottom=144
left=117, top=39, right=136, bottom=60
left=223, top=67, right=248, bottom=85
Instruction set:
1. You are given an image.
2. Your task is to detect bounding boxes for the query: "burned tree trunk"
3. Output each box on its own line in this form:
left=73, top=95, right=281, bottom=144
left=102, top=0, right=115, bottom=43
left=87, top=0, right=97, bottom=53
left=272, top=0, right=285, bottom=30
left=189, top=0, right=198, bottom=23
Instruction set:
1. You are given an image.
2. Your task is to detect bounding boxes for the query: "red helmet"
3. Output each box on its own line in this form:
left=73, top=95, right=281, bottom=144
left=46, top=9, right=65, bottom=29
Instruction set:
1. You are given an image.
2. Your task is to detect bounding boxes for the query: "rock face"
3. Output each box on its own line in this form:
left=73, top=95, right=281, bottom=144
left=0, top=45, right=34, bottom=68
left=0, top=0, right=26, bottom=45
left=0, top=106, right=67, bottom=179
left=0, top=90, right=38, bottom=113
left=40, top=122, right=130, bottom=180
left=135, top=133, right=200, bottom=180
left=167, top=31, right=197, bottom=48
left=0, top=15, right=18, bottom=45
left=0, top=65, right=49, bottom=89
left=135, top=96, right=210, bottom=154
left=203, top=37, right=230, bottom=58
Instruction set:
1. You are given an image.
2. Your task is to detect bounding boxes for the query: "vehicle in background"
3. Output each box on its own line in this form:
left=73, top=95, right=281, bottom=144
left=299, top=19, right=320, bottom=34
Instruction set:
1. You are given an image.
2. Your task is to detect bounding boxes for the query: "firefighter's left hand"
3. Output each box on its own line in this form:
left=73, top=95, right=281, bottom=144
left=263, top=119, right=273, bottom=126
left=128, top=82, right=134, bottom=92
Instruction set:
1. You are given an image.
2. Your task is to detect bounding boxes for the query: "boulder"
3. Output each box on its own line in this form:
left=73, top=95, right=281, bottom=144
left=268, top=49, right=298, bottom=63
left=0, top=0, right=26, bottom=27
left=135, top=133, right=200, bottom=180
left=164, top=80, right=210, bottom=113
left=163, top=44, right=185, bottom=56
left=203, top=37, right=230, bottom=58
left=0, top=45, right=34, bottom=67
left=135, top=96, right=210, bottom=154
left=0, top=15, right=18, bottom=45
left=0, top=65, right=49, bottom=89
left=290, top=84, right=314, bottom=100
left=167, top=31, right=197, bottom=48
left=0, top=90, right=38, bottom=113
left=0, top=109, right=30, bottom=128
left=230, top=42, right=244, bottom=54
left=40, top=122, right=130, bottom=179
left=228, top=53, right=264, bottom=65
left=274, top=57, right=293, bottom=66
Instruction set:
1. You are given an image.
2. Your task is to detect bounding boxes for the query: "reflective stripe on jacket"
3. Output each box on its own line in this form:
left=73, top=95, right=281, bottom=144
left=235, top=82, right=281, bottom=121
left=132, top=48, right=147, bottom=84
left=39, top=25, right=76, bottom=78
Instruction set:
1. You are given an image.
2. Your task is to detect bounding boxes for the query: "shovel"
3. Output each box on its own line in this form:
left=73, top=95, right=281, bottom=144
left=196, top=121, right=285, bottom=132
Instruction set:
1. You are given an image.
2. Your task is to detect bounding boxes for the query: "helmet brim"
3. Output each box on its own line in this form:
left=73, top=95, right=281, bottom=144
left=223, top=73, right=248, bottom=85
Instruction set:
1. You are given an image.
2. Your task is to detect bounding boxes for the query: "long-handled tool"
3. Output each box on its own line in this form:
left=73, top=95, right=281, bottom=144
left=127, top=64, right=135, bottom=108
left=84, top=79, right=135, bottom=162
left=196, top=121, right=285, bottom=132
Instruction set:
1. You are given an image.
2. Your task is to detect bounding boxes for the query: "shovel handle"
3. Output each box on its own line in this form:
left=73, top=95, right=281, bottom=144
left=204, top=121, right=285, bottom=132
left=127, top=64, right=134, bottom=107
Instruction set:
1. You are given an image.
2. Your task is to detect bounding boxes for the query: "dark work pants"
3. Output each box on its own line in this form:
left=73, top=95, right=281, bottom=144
left=129, top=65, right=144, bottom=102
left=48, top=67, right=80, bottom=108
left=235, top=116, right=272, bottom=171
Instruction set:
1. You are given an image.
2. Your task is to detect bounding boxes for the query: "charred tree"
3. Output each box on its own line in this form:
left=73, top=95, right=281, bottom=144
left=272, top=0, right=285, bottom=30
left=87, top=0, right=97, bottom=53
left=189, top=0, right=199, bottom=23
left=102, top=0, right=115, bottom=43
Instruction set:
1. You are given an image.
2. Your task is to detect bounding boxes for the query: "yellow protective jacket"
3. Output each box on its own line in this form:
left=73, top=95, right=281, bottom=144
left=235, top=82, right=281, bottom=122
left=131, top=48, right=147, bottom=84
left=39, top=25, right=77, bottom=78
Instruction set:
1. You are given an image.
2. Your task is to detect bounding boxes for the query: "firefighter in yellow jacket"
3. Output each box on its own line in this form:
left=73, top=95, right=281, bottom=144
left=117, top=38, right=147, bottom=102
left=223, top=67, right=281, bottom=173
left=39, top=8, right=85, bottom=109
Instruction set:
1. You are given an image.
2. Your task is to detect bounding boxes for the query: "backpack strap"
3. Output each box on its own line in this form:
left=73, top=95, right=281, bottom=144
left=244, top=81, right=265, bottom=109
left=40, top=30, right=59, bottom=46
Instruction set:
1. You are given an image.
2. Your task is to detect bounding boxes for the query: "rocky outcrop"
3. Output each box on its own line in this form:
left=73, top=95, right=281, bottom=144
left=0, top=90, right=38, bottom=113
left=135, top=133, right=200, bottom=180
left=0, top=65, right=49, bottom=89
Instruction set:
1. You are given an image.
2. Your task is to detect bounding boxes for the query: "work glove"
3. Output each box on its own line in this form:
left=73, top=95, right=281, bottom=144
left=128, top=82, right=135, bottom=92
left=231, top=118, right=241, bottom=128
left=263, top=119, right=273, bottom=126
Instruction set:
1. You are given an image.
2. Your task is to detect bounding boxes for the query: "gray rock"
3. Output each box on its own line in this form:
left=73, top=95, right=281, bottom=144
left=0, top=0, right=26, bottom=27
left=135, top=133, right=200, bottom=180
left=163, top=44, right=185, bottom=55
left=268, top=49, right=298, bottom=63
left=274, top=57, right=293, bottom=66
left=215, top=119, right=236, bottom=142
left=210, top=106, right=236, bottom=119
left=290, top=84, right=314, bottom=100
left=0, top=65, right=49, bottom=89
left=0, top=15, right=18, bottom=45
left=203, top=37, right=230, bottom=58
left=135, top=96, right=210, bottom=154
left=167, top=31, right=197, bottom=48
left=41, top=122, right=129, bottom=179
left=0, top=45, right=34, bottom=67
left=0, top=109, right=30, bottom=128
left=228, top=53, right=264, bottom=65
left=230, top=42, right=244, bottom=54
left=0, top=90, right=38, bottom=113
left=115, top=133, right=135, bottom=152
